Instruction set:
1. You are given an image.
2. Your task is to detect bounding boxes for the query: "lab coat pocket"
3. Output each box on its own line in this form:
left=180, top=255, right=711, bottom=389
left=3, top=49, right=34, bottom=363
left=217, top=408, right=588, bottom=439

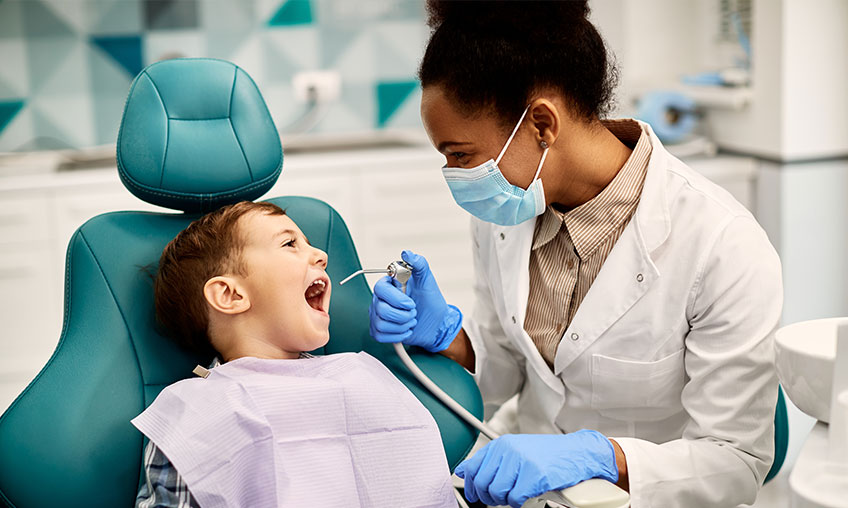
left=590, top=348, right=685, bottom=422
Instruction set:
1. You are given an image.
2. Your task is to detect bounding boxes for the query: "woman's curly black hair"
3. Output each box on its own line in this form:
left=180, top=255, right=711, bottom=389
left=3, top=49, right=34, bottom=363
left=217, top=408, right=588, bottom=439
left=419, top=0, right=618, bottom=127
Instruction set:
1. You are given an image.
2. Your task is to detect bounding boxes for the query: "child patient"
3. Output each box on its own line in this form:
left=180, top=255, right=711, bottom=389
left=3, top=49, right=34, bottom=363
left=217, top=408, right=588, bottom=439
left=133, top=201, right=454, bottom=508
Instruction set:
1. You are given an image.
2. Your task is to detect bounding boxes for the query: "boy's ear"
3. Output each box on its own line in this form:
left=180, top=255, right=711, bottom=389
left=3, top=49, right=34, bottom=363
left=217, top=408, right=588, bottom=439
left=203, top=276, right=251, bottom=315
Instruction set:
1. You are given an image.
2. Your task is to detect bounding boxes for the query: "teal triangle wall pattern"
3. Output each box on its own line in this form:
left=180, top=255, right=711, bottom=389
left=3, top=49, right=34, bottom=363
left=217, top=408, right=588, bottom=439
left=268, top=0, right=313, bottom=27
left=90, top=36, right=144, bottom=78
left=376, top=80, right=418, bottom=128
left=0, top=100, right=25, bottom=135
left=2, top=1, right=429, bottom=151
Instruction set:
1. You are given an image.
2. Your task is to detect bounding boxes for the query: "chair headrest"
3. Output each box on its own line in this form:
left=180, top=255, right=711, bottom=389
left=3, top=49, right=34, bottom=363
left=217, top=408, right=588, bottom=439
left=117, top=58, right=282, bottom=213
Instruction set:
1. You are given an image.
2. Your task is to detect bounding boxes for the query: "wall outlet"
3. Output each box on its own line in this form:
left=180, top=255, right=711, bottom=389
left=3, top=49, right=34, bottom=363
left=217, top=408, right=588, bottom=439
left=292, top=70, right=342, bottom=104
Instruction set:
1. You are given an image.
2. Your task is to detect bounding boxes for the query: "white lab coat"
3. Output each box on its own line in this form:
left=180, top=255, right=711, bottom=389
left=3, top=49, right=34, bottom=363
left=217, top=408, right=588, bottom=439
left=463, top=123, right=782, bottom=508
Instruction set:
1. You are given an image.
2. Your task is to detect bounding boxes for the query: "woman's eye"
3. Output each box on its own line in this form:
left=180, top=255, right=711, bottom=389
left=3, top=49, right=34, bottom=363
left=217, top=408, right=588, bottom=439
left=451, top=152, right=467, bottom=160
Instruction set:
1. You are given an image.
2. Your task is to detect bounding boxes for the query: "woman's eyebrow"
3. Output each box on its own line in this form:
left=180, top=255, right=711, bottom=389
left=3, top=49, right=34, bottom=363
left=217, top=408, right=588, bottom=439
left=437, top=141, right=473, bottom=153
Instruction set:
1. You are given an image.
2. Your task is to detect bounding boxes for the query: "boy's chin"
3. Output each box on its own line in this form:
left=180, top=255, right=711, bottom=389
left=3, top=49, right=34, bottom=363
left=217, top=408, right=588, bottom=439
left=310, top=331, right=331, bottom=350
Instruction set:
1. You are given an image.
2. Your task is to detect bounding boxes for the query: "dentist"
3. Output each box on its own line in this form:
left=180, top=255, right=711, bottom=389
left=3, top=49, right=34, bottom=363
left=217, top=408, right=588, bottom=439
left=369, top=1, right=782, bottom=507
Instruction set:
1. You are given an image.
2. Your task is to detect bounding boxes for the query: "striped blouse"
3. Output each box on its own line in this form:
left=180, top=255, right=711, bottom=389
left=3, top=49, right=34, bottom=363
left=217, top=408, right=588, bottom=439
left=524, top=119, right=651, bottom=368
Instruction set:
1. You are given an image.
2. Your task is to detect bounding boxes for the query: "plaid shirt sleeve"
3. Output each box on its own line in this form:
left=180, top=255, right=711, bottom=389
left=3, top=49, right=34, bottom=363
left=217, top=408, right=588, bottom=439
left=135, top=440, right=200, bottom=508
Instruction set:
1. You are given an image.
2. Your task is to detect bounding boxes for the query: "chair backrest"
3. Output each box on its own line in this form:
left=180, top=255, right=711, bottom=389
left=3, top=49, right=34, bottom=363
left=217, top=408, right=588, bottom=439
left=0, top=59, right=482, bottom=508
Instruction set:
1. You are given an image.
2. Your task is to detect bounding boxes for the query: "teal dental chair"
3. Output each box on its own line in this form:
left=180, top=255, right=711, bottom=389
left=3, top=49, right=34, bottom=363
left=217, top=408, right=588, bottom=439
left=0, top=58, right=483, bottom=507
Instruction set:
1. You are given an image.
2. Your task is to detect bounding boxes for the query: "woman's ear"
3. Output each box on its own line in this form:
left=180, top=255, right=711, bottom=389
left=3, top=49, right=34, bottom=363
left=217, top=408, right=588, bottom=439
left=528, top=98, right=561, bottom=148
left=204, top=276, right=251, bottom=315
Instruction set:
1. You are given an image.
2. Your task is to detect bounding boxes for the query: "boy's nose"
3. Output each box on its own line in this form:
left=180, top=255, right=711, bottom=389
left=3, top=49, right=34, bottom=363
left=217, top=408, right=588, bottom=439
left=311, top=247, right=328, bottom=268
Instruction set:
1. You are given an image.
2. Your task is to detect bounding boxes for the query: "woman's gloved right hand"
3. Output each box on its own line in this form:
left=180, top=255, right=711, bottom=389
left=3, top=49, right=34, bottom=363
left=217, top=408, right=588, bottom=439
left=369, top=250, right=462, bottom=353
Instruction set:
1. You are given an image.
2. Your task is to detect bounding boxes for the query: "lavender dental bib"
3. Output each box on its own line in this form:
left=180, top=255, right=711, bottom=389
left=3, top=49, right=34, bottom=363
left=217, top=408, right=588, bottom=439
left=132, top=352, right=454, bottom=507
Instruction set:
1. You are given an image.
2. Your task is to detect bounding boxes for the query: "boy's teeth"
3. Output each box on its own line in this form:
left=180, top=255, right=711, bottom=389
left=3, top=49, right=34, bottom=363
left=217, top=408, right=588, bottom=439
left=305, top=279, right=326, bottom=299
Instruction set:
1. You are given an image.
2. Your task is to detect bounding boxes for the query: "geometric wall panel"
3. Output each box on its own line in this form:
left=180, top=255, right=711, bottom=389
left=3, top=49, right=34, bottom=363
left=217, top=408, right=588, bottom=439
left=268, top=0, right=313, bottom=27
left=90, top=0, right=144, bottom=35
left=6, top=0, right=426, bottom=151
left=0, top=100, right=25, bottom=135
left=376, top=80, right=418, bottom=127
left=0, top=0, right=26, bottom=38
left=144, top=0, right=199, bottom=30
left=21, top=0, right=75, bottom=38
left=91, top=35, right=144, bottom=78
left=27, top=38, right=79, bottom=95
left=0, top=40, right=30, bottom=98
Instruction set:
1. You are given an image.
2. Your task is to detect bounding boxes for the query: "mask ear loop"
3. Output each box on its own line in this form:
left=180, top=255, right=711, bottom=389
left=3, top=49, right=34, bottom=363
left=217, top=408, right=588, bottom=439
left=530, top=145, right=549, bottom=184
left=495, top=105, right=531, bottom=164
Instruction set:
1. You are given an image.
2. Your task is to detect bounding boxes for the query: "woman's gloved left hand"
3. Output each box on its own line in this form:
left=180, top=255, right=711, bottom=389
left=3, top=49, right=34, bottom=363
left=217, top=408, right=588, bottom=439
left=454, top=430, right=619, bottom=508
left=368, top=250, right=462, bottom=352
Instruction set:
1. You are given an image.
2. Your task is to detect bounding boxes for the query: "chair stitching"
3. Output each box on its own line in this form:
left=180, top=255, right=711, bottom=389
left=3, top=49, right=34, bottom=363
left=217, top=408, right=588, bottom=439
left=77, top=231, right=146, bottom=385
left=230, top=118, right=254, bottom=182
left=116, top=72, right=149, bottom=182
left=228, top=66, right=236, bottom=118
left=169, top=117, right=231, bottom=121
left=120, top=164, right=281, bottom=202
left=144, top=74, right=170, bottom=189
left=229, top=68, right=255, bottom=182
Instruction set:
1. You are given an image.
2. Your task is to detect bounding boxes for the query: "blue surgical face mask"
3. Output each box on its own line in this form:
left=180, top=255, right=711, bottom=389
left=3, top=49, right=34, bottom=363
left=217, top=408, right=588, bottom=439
left=441, top=105, right=549, bottom=226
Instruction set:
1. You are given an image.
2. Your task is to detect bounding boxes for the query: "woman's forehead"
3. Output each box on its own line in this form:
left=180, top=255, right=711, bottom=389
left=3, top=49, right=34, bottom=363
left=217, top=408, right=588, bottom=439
left=421, top=86, right=501, bottom=149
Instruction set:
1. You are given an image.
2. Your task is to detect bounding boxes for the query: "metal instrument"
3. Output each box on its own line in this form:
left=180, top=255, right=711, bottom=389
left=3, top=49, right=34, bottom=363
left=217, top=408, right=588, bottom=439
left=339, top=261, right=413, bottom=292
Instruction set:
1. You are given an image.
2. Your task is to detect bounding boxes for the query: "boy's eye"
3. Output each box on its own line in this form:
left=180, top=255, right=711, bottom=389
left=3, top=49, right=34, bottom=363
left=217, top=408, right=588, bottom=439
left=281, top=238, right=296, bottom=248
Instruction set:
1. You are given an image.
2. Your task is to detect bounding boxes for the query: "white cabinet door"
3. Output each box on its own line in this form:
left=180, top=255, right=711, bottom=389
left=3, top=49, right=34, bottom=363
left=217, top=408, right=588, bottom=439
left=266, top=167, right=361, bottom=240
left=0, top=247, right=60, bottom=413
left=357, top=160, right=475, bottom=314
left=0, top=194, right=52, bottom=247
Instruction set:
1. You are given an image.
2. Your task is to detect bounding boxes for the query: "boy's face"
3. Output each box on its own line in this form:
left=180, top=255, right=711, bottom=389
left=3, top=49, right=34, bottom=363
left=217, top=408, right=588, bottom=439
left=237, top=211, right=332, bottom=353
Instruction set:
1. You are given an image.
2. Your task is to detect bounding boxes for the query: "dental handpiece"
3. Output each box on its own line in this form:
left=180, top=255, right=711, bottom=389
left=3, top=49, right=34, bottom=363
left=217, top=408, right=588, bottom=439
left=339, top=261, right=413, bottom=292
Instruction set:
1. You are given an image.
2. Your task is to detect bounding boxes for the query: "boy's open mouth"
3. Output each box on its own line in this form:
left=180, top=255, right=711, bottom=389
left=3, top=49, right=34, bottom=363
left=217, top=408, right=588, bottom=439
left=304, top=277, right=328, bottom=313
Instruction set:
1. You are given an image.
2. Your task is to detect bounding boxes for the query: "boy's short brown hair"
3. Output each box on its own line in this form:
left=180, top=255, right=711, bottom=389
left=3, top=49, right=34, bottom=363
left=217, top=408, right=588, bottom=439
left=154, top=201, right=285, bottom=355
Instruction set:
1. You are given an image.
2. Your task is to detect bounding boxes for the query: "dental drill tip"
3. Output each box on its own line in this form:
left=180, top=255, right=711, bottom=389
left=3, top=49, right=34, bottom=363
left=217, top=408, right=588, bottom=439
left=338, top=268, right=389, bottom=285
left=338, top=271, right=361, bottom=286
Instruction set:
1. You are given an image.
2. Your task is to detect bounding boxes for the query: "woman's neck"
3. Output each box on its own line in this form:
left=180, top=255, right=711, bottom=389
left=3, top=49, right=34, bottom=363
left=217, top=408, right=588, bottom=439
left=545, top=120, right=633, bottom=211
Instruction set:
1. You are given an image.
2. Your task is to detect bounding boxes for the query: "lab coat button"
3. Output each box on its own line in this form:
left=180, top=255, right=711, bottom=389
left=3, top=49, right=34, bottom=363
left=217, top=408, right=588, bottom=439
left=511, top=315, right=517, bottom=324
left=636, top=273, right=644, bottom=282
left=570, top=333, right=579, bottom=341
left=500, top=233, right=506, bottom=240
